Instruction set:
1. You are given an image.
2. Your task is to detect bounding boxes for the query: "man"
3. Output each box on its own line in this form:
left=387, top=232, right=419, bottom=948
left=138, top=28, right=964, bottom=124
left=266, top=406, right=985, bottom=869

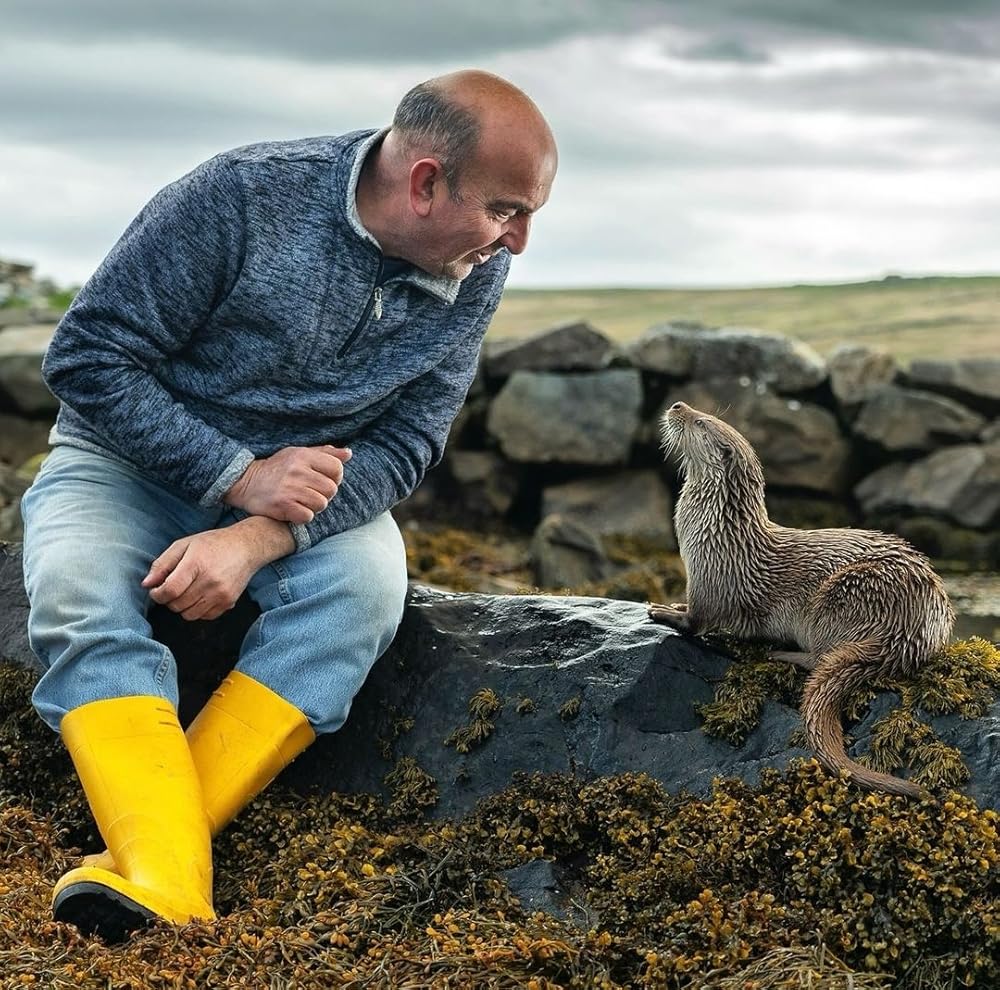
left=20, top=69, right=557, bottom=941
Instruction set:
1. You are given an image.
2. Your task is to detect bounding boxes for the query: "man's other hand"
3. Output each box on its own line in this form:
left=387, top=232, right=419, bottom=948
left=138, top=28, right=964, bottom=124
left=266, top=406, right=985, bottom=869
left=142, top=518, right=296, bottom=621
left=223, top=445, right=352, bottom=523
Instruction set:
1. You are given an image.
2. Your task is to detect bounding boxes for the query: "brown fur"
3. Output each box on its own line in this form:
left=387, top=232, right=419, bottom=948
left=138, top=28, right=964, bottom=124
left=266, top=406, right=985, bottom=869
left=649, top=402, right=955, bottom=797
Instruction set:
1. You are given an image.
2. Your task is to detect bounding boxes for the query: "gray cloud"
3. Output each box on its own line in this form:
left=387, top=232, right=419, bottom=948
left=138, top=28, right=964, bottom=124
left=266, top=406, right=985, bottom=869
left=3, top=1, right=998, bottom=287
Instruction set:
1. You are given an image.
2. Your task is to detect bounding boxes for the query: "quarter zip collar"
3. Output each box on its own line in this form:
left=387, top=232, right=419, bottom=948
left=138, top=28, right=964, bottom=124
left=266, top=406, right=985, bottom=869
left=341, top=128, right=462, bottom=306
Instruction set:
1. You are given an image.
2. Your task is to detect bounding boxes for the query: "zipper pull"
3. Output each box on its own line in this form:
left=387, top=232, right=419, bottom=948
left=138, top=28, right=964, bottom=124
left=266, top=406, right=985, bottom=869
left=374, top=287, right=383, bottom=320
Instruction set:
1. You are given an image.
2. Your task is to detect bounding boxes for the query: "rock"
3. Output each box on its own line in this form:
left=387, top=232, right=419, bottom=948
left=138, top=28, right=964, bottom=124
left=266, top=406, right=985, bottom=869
left=827, top=344, right=897, bottom=410
left=0, top=413, right=52, bottom=467
left=659, top=379, right=852, bottom=495
left=628, top=324, right=826, bottom=393
left=854, top=442, right=1000, bottom=530
left=446, top=450, right=520, bottom=519
left=624, top=322, right=703, bottom=378
left=0, top=324, right=58, bottom=415
left=486, top=369, right=642, bottom=465
left=541, top=470, right=675, bottom=549
left=0, top=309, right=61, bottom=329
left=852, top=385, right=986, bottom=453
left=482, top=321, right=621, bottom=377
left=502, top=859, right=594, bottom=926
left=854, top=462, right=909, bottom=516
left=906, top=357, right=1000, bottom=414
left=2, top=547, right=998, bottom=816
left=530, top=514, right=614, bottom=589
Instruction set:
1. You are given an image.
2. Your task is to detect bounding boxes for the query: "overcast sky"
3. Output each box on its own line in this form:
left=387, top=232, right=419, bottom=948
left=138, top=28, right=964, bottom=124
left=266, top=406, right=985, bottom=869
left=3, top=1, right=1000, bottom=288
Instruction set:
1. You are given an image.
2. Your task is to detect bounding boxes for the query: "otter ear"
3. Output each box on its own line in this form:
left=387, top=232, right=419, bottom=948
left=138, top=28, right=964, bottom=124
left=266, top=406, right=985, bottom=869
left=720, top=444, right=735, bottom=465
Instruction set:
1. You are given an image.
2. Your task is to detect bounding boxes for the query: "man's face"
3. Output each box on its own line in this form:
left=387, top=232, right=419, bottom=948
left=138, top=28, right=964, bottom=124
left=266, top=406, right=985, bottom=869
left=418, top=145, right=556, bottom=281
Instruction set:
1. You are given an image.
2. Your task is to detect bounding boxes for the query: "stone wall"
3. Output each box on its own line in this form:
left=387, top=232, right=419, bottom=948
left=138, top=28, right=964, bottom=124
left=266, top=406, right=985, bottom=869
left=430, top=321, right=1000, bottom=580
left=0, top=318, right=998, bottom=574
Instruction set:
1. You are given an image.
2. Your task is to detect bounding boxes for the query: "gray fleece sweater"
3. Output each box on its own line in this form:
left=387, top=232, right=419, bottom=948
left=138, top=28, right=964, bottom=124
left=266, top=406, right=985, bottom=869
left=43, top=128, right=510, bottom=550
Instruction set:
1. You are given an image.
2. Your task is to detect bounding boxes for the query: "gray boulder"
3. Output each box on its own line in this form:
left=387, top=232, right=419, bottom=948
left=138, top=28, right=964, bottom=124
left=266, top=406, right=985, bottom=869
left=482, top=321, right=621, bottom=377
left=659, top=379, right=852, bottom=495
left=853, top=385, right=986, bottom=453
left=628, top=324, right=826, bottom=393
left=827, top=344, right=898, bottom=410
left=854, top=442, right=1000, bottom=530
left=446, top=449, right=519, bottom=518
left=0, top=324, right=57, bottom=415
left=486, top=369, right=642, bottom=465
left=907, top=357, right=1000, bottom=413
left=530, top=514, right=614, bottom=589
left=1, top=546, right=998, bottom=818
left=541, top=470, right=675, bottom=549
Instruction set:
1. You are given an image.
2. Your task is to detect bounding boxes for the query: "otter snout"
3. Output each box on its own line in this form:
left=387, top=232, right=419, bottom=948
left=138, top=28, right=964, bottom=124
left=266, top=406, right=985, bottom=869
left=661, top=400, right=696, bottom=434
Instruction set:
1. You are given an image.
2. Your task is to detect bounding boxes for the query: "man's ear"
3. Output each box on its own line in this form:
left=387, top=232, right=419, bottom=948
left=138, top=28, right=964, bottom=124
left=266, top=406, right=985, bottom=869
left=408, top=158, right=445, bottom=218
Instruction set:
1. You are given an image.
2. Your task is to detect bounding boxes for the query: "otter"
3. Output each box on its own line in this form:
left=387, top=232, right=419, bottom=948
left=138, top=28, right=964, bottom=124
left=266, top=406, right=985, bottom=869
left=649, top=401, right=954, bottom=798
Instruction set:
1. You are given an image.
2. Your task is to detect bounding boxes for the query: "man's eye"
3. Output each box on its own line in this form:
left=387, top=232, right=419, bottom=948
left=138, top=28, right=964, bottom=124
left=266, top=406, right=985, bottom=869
left=493, top=209, right=516, bottom=221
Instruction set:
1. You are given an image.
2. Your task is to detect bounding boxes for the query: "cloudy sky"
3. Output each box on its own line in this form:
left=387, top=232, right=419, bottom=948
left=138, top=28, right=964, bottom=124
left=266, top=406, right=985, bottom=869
left=3, top=1, right=999, bottom=288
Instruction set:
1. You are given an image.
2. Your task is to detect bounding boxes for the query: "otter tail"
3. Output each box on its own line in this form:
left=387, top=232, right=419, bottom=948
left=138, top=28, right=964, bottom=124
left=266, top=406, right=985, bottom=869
left=801, top=640, right=924, bottom=798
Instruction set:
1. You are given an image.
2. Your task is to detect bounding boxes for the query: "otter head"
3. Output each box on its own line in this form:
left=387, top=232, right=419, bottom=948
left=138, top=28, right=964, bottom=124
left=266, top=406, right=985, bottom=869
left=659, top=402, right=765, bottom=492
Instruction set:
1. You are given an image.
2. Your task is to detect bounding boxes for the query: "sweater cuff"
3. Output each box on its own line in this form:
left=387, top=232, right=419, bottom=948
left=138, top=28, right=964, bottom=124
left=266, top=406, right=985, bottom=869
left=199, top=447, right=256, bottom=507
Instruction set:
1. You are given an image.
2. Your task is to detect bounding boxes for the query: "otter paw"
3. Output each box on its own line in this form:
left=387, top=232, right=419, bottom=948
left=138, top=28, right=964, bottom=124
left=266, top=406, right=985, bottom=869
left=648, top=602, right=690, bottom=628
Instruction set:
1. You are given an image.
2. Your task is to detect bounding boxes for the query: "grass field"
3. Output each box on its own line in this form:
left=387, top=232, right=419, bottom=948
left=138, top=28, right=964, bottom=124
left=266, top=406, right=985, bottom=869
left=489, top=274, right=1000, bottom=363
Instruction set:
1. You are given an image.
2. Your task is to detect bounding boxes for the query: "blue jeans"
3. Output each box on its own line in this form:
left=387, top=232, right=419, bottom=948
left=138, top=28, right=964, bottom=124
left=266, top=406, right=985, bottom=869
left=21, top=446, right=408, bottom=734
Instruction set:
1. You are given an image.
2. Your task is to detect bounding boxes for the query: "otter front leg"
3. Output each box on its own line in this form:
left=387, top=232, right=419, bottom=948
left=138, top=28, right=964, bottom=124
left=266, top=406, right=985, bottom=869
left=648, top=601, right=702, bottom=634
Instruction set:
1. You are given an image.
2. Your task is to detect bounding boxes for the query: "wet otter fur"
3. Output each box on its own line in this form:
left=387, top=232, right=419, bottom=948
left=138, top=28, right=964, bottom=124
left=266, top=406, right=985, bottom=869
left=650, top=401, right=955, bottom=798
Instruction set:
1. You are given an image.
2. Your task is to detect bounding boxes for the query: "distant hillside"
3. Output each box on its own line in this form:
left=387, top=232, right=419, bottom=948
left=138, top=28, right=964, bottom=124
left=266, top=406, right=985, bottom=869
left=489, top=275, right=1000, bottom=362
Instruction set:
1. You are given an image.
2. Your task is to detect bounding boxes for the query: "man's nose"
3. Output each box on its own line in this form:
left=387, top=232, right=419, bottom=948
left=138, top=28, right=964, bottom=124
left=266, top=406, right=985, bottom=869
left=499, top=214, right=531, bottom=255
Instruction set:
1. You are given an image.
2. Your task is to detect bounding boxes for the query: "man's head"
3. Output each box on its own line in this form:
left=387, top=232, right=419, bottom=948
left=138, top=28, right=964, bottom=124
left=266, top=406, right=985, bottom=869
left=359, top=70, right=558, bottom=281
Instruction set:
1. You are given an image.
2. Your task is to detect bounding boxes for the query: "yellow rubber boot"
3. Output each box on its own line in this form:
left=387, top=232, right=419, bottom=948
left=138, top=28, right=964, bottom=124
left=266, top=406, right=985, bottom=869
left=52, top=696, right=215, bottom=941
left=82, top=671, right=315, bottom=874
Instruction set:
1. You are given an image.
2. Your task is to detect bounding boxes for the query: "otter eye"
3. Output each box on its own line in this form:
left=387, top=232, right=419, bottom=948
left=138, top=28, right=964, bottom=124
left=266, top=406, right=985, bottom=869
left=695, top=419, right=706, bottom=427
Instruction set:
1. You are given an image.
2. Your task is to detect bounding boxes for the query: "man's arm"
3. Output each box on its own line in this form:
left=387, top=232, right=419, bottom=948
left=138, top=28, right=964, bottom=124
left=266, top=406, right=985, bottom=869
left=289, top=283, right=506, bottom=551
left=42, top=157, right=258, bottom=505
left=144, top=515, right=295, bottom=622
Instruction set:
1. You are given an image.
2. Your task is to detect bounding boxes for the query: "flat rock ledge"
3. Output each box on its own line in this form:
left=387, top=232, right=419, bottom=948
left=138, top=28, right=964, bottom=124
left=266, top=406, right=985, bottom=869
left=1, top=543, right=997, bottom=818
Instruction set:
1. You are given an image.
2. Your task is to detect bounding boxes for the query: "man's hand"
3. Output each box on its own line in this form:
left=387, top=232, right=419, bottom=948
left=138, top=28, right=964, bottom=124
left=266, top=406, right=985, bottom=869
left=224, top=445, right=352, bottom=523
left=142, top=517, right=296, bottom=621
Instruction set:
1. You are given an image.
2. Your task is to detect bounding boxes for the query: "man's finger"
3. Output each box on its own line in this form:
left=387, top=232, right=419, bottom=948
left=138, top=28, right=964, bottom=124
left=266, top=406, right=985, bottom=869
left=142, top=542, right=188, bottom=589
left=148, top=561, right=200, bottom=605
left=316, top=445, right=352, bottom=463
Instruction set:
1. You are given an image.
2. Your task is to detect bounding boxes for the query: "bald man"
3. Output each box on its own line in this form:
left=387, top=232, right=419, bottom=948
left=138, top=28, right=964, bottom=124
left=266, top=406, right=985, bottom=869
left=21, top=70, right=557, bottom=940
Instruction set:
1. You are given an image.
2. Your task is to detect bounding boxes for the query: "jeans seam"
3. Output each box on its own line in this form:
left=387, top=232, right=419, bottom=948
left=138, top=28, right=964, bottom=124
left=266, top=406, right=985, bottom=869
left=153, top=647, right=172, bottom=690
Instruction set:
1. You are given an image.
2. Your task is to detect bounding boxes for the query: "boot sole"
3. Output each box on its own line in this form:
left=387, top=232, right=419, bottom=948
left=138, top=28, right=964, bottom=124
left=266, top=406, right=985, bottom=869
left=53, top=880, right=155, bottom=943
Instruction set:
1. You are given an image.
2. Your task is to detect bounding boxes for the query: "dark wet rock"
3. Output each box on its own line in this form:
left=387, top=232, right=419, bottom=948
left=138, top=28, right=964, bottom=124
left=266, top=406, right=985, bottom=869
left=3, top=547, right=998, bottom=818
left=906, top=357, right=1000, bottom=415
left=658, top=379, right=852, bottom=495
left=486, top=369, right=642, bottom=465
left=827, top=344, right=898, bottom=411
left=530, top=514, right=614, bottom=589
left=541, top=470, right=675, bottom=549
left=502, top=859, right=596, bottom=927
left=482, top=321, right=621, bottom=377
left=852, top=385, right=986, bottom=453
left=628, top=324, right=826, bottom=393
left=854, top=442, right=1000, bottom=530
